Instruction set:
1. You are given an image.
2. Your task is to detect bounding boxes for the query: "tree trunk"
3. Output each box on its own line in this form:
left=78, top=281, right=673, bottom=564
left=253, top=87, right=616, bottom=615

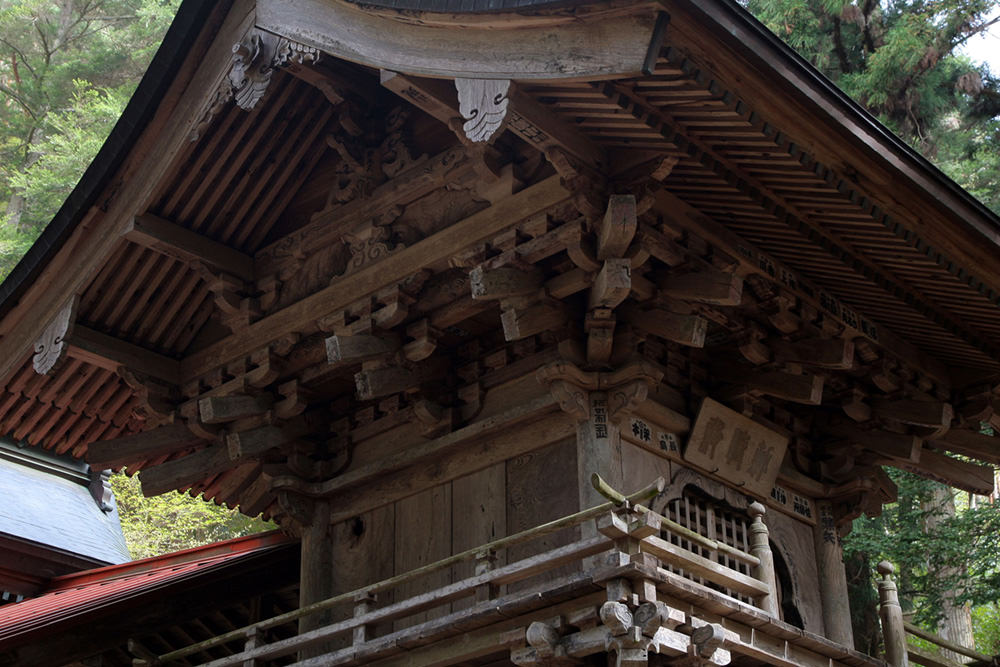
left=923, top=484, right=975, bottom=662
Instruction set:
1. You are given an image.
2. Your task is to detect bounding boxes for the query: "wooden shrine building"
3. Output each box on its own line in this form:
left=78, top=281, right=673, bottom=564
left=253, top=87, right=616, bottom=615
left=1, top=0, right=1000, bottom=665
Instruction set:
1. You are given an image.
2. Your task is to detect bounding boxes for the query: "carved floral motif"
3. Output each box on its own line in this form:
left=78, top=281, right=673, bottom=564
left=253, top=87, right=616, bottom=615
left=190, top=31, right=323, bottom=141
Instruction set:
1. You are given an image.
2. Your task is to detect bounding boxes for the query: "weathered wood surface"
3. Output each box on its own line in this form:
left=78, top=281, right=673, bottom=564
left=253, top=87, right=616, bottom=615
left=652, top=188, right=951, bottom=385
left=684, top=398, right=788, bottom=497
left=85, top=423, right=203, bottom=470
left=257, top=0, right=658, bottom=79
left=191, top=537, right=611, bottom=666
left=66, top=325, right=180, bottom=384
left=929, top=430, right=1000, bottom=465
left=666, top=0, right=1000, bottom=307
left=125, top=213, right=254, bottom=282
left=324, top=410, right=576, bottom=527
left=181, top=176, right=568, bottom=380
left=394, top=484, right=452, bottom=630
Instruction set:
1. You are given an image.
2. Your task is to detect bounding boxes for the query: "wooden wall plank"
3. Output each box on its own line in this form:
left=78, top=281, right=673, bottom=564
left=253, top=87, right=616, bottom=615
left=330, top=504, right=395, bottom=647
left=451, top=464, right=507, bottom=611
left=394, top=484, right=452, bottom=631
left=505, top=436, right=578, bottom=593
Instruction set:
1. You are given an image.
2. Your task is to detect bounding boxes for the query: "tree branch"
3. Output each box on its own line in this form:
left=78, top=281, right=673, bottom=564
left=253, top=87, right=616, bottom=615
left=0, top=83, right=40, bottom=121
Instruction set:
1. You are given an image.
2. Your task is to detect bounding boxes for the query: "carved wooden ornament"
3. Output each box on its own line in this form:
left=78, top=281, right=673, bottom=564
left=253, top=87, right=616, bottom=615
left=455, top=78, right=510, bottom=143
left=684, top=397, right=788, bottom=497
left=33, top=298, right=76, bottom=375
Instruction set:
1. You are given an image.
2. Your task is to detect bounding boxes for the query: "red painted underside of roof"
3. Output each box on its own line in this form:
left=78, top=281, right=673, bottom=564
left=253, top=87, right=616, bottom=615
left=0, top=530, right=291, bottom=643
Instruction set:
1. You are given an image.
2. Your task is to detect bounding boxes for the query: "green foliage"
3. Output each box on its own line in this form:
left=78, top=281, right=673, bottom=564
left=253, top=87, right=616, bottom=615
left=0, top=0, right=179, bottom=276
left=742, top=0, right=1000, bottom=213
left=111, top=471, right=275, bottom=560
left=971, top=604, right=1000, bottom=654
left=8, top=81, right=132, bottom=230
left=843, top=469, right=1000, bottom=649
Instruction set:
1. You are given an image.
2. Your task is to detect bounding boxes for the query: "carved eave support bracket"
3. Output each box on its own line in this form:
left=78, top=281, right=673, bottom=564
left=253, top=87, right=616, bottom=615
left=455, top=78, right=511, bottom=144
left=190, top=29, right=325, bottom=141
left=536, top=359, right=663, bottom=425
left=33, top=296, right=78, bottom=375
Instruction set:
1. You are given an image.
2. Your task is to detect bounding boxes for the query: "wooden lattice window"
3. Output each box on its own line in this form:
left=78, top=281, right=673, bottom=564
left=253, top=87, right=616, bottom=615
left=661, top=487, right=755, bottom=605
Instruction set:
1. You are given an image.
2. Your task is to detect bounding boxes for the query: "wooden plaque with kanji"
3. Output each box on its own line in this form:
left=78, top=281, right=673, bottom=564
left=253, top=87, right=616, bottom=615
left=683, top=397, right=789, bottom=497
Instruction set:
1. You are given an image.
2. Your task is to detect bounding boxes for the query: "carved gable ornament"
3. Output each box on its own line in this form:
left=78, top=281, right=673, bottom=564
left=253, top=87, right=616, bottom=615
left=684, top=397, right=788, bottom=497
left=455, top=78, right=510, bottom=143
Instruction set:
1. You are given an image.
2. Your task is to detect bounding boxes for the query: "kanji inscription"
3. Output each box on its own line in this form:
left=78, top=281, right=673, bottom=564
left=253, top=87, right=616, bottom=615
left=684, top=397, right=788, bottom=497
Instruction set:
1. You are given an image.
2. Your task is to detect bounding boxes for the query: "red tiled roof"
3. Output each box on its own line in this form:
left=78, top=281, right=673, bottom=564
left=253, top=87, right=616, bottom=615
left=0, top=530, right=292, bottom=645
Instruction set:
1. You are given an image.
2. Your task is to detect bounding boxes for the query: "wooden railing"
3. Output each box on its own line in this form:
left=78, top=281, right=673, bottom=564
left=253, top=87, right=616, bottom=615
left=877, top=561, right=999, bottom=667
left=138, top=474, right=781, bottom=666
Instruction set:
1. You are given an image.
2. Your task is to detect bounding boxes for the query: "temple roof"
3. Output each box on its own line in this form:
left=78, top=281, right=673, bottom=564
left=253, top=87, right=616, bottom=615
left=0, top=0, right=997, bottom=510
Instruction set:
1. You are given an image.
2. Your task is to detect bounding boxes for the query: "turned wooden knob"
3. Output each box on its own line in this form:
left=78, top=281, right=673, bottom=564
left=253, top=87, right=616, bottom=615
left=877, top=560, right=895, bottom=577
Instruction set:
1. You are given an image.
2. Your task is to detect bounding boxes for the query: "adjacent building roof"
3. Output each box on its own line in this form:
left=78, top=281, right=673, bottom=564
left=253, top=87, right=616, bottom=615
left=0, top=530, right=295, bottom=663
left=0, top=438, right=129, bottom=596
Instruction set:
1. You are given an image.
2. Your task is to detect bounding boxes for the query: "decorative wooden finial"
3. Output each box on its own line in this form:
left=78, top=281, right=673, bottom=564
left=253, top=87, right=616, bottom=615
left=878, top=560, right=895, bottom=578
left=748, top=501, right=767, bottom=520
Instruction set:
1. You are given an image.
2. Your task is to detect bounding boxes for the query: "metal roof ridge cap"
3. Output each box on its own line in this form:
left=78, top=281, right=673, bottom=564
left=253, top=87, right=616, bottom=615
left=44, top=529, right=291, bottom=590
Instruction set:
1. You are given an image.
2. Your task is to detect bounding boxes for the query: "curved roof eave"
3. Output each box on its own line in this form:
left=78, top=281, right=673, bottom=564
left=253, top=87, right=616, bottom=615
left=0, top=0, right=218, bottom=322
left=691, top=0, right=1000, bottom=247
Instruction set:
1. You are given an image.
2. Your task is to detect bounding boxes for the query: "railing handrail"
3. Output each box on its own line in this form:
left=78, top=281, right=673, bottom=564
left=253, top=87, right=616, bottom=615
left=591, top=473, right=760, bottom=567
left=153, top=475, right=665, bottom=664
left=904, top=620, right=995, bottom=663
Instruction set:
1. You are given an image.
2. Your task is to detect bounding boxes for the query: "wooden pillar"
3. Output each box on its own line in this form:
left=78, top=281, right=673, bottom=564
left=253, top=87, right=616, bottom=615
left=813, top=500, right=855, bottom=646
left=747, top=501, right=779, bottom=617
left=576, top=391, right=623, bottom=519
left=296, top=497, right=334, bottom=659
left=877, top=561, right=909, bottom=667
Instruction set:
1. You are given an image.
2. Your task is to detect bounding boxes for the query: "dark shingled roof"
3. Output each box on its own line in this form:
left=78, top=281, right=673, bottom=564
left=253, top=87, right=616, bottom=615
left=0, top=439, right=129, bottom=573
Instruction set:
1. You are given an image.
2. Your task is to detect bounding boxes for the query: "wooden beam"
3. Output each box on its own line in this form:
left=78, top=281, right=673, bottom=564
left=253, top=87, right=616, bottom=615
left=331, top=409, right=572, bottom=525
left=258, top=144, right=479, bottom=276
left=870, top=398, right=954, bottom=430
left=660, top=267, right=743, bottom=306
left=85, top=424, right=203, bottom=470
left=596, top=196, right=637, bottom=261
left=326, top=334, right=400, bottom=366
left=895, top=448, right=995, bottom=495
left=928, top=430, right=1000, bottom=466
left=259, top=0, right=656, bottom=79
left=771, top=337, right=855, bottom=370
left=354, top=366, right=419, bottom=401
left=588, top=259, right=631, bottom=309
left=124, top=214, right=254, bottom=282
left=181, top=176, right=568, bottom=380
left=226, top=425, right=298, bottom=461
left=199, top=394, right=272, bottom=424
left=500, top=300, right=566, bottom=341
left=827, top=422, right=923, bottom=463
left=139, top=445, right=233, bottom=497
left=271, top=393, right=560, bottom=499
left=470, top=266, right=542, bottom=301
left=725, top=370, right=824, bottom=405
left=653, top=189, right=951, bottom=385
left=66, top=325, right=180, bottom=385
left=622, top=305, right=706, bottom=348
